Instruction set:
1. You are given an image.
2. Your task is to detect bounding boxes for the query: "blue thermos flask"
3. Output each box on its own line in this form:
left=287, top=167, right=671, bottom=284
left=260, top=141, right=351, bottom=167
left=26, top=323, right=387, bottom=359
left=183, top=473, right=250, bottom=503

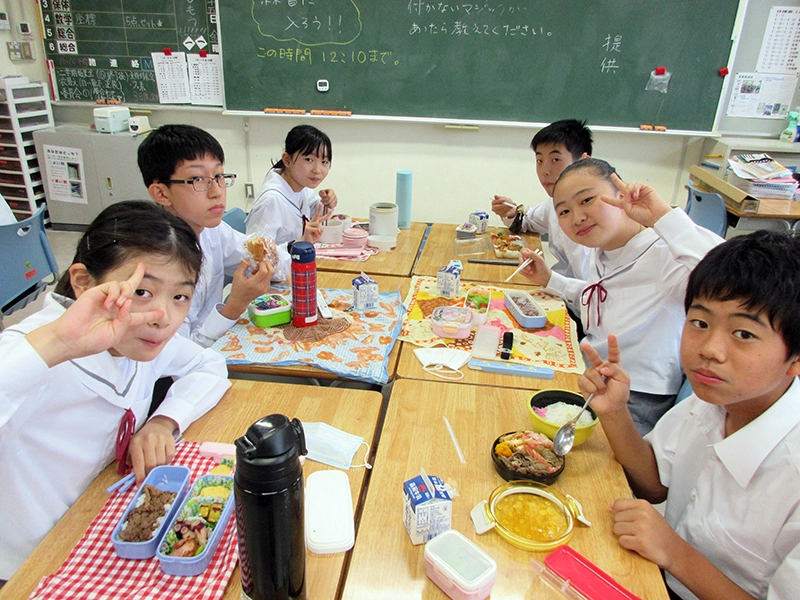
left=235, top=414, right=307, bottom=600
left=396, top=170, right=412, bottom=230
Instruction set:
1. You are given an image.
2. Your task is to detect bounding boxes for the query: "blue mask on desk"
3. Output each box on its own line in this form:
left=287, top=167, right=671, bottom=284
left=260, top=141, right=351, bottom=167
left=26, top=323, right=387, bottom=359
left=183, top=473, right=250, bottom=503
left=303, top=422, right=372, bottom=470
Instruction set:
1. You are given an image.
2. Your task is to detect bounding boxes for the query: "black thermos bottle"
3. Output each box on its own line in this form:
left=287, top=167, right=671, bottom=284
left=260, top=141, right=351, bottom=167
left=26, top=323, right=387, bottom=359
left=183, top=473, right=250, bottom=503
left=235, top=414, right=307, bottom=600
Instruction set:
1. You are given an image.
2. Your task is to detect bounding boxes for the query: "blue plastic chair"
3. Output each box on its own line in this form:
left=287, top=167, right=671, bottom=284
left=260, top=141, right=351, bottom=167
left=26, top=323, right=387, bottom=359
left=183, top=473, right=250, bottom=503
left=222, top=207, right=246, bottom=233
left=685, top=182, right=728, bottom=238
left=0, top=207, right=59, bottom=329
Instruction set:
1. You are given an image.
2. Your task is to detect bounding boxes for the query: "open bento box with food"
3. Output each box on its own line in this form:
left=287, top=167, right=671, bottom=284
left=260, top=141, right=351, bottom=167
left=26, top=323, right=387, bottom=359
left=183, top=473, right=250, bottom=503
left=504, top=290, right=547, bottom=329
left=112, top=465, right=191, bottom=559
left=156, top=474, right=235, bottom=576
left=491, top=232, right=525, bottom=258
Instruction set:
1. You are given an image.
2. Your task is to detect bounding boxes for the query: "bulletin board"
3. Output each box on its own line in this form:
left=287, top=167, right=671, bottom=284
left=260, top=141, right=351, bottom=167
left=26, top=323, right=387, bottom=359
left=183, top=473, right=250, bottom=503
left=217, top=0, right=740, bottom=131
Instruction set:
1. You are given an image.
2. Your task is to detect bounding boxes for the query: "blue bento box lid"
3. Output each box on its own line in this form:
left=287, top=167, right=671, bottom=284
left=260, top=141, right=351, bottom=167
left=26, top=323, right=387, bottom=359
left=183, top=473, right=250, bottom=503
left=111, top=465, right=191, bottom=560
left=157, top=474, right=235, bottom=576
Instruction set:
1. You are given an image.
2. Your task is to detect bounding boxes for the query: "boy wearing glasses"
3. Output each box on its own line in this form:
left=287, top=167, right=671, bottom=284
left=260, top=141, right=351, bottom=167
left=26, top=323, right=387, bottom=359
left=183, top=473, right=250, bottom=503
left=139, top=124, right=304, bottom=347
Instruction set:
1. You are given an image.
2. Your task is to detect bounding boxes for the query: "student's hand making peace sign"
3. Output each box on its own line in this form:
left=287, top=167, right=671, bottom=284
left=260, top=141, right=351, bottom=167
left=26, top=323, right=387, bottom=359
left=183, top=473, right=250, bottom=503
left=578, top=334, right=632, bottom=417
left=301, top=202, right=330, bottom=244
left=28, top=262, right=164, bottom=367
left=599, top=173, right=672, bottom=229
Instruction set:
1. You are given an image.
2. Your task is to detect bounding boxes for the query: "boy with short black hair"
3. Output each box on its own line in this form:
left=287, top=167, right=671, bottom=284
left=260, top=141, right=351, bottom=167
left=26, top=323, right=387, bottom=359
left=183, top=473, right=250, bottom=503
left=491, top=118, right=593, bottom=282
left=138, top=124, right=289, bottom=348
left=581, top=230, right=800, bottom=600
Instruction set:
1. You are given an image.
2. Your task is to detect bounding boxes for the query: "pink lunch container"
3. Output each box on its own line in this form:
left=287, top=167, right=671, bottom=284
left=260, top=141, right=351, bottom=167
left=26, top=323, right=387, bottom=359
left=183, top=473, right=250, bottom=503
left=342, top=227, right=368, bottom=248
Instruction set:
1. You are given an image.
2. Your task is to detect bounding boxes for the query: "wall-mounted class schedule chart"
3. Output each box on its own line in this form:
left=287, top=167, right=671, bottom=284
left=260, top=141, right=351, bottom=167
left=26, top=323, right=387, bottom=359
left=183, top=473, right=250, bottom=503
left=38, top=0, right=219, bottom=104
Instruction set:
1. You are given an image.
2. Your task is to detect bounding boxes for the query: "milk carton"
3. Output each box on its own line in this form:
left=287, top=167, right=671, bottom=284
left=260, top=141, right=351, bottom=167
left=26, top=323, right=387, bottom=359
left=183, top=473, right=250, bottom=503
left=468, top=210, right=490, bottom=234
left=352, top=273, right=379, bottom=310
left=437, top=260, right=462, bottom=298
left=403, top=472, right=452, bottom=545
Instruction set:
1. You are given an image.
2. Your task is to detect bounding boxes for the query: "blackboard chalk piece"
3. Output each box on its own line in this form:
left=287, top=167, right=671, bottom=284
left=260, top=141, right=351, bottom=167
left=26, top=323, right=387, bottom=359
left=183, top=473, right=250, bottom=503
left=654, top=125, right=667, bottom=131
left=655, top=66, right=666, bottom=76
left=163, top=48, right=172, bottom=56
left=444, top=124, right=479, bottom=131
left=639, top=124, right=654, bottom=131
left=719, top=67, right=729, bottom=77
left=199, top=50, right=208, bottom=58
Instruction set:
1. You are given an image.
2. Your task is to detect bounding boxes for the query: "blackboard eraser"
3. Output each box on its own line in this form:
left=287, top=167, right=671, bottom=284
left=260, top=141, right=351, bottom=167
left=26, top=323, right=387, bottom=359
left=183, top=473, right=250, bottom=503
left=310, top=109, right=351, bottom=116
left=639, top=124, right=654, bottom=131
left=263, top=108, right=306, bottom=114
left=95, top=99, right=106, bottom=104
left=654, top=125, right=667, bottom=131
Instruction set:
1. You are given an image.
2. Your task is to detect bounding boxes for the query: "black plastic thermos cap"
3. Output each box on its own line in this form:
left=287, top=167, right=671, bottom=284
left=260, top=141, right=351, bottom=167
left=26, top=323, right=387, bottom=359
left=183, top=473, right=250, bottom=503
left=235, top=414, right=307, bottom=494
left=501, top=331, right=513, bottom=360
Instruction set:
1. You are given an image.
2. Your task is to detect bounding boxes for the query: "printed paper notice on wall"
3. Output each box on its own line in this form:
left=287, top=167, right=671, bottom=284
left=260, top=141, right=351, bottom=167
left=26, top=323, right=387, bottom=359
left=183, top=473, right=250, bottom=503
left=757, top=7, right=800, bottom=73
left=151, top=52, right=191, bottom=104
left=43, top=145, right=87, bottom=205
left=187, top=53, right=223, bottom=106
left=726, top=72, right=798, bottom=119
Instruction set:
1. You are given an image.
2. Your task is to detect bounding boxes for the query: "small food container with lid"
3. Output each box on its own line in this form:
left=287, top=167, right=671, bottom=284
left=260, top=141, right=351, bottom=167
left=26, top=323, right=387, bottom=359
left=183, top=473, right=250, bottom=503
left=342, top=227, right=369, bottom=249
left=424, top=530, right=497, bottom=600
left=470, top=480, right=590, bottom=551
left=112, top=465, right=191, bottom=559
left=248, top=294, right=292, bottom=328
left=431, top=306, right=474, bottom=339
left=504, top=290, right=547, bottom=328
left=157, top=474, right=235, bottom=576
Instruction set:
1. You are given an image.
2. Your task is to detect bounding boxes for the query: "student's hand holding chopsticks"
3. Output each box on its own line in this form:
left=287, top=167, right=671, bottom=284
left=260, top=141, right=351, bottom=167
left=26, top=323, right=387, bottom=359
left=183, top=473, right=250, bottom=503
left=319, top=189, right=338, bottom=210
left=517, top=247, right=551, bottom=287
left=491, top=195, right=518, bottom=218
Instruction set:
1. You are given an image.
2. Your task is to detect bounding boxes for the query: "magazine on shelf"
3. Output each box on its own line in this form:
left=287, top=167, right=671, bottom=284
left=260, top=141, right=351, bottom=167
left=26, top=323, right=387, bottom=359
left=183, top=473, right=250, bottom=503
left=729, top=154, right=792, bottom=180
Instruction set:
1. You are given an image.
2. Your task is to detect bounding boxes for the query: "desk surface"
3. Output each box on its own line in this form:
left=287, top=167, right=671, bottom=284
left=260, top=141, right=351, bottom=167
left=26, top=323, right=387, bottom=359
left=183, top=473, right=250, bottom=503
left=0, top=380, right=384, bottom=600
left=414, top=224, right=543, bottom=284
left=342, top=379, right=669, bottom=600
left=725, top=196, right=800, bottom=220
left=316, top=222, right=428, bottom=277
left=227, top=272, right=410, bottom=381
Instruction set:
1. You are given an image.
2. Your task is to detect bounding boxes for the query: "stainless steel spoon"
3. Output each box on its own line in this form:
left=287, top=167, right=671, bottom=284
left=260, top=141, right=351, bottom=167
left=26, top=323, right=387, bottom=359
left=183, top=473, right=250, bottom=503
left=552, top=392, right=597, bottom=456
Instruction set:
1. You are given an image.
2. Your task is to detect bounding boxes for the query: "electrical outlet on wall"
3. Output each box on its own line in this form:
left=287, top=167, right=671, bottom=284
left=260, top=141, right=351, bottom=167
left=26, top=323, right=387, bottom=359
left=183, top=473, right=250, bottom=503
left=245, top=182, right=254, bottom=198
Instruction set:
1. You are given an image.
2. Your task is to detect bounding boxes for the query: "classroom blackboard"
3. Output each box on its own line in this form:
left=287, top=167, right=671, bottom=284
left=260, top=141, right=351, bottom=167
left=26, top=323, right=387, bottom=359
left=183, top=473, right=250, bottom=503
left=218, top=0, right=739, bottom=131
left=37, top=0, right=218, bottom=103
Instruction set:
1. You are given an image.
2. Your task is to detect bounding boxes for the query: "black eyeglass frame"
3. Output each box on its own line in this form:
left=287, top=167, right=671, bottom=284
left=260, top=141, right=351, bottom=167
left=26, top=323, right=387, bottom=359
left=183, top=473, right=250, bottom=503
left=163, top=173, right=237, bottom=192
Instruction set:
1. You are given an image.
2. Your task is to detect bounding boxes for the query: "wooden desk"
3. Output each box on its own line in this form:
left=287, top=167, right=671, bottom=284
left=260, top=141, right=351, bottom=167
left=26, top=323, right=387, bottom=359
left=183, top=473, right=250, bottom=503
left=316, top=222, right=428, bottom=277
left=227, top=272, right=410, bottom=383
left=342, top=380, right=669, bottom=600
left=414, top=224, right=542, bottom=284
left=0, top=380, right=384, bottom=600
left=396, top=279, right=580, bottom=391
left=724, top=197, right=800, bottom=220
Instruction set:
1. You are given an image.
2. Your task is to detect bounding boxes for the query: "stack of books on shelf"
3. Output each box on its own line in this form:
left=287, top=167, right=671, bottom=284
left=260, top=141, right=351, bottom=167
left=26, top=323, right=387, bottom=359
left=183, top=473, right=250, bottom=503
left=726, top=154, right=797, bottom=200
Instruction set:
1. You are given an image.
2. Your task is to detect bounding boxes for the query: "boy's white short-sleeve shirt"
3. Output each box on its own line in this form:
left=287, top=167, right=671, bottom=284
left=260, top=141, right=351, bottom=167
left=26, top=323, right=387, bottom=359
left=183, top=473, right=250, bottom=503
left=646, top=378, right=800, bottom=600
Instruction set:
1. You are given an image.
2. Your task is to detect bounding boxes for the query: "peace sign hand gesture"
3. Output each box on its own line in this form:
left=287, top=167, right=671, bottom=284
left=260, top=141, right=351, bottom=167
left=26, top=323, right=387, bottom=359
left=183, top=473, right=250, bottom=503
left=599, top=173, right=672, bottom=229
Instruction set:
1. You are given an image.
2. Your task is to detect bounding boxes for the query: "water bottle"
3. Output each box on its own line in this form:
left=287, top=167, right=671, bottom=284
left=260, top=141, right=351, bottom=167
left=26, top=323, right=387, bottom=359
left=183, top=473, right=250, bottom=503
left=396, top=170, right=412, bottom=230
left=290, top=241, right=317, bottom=327
left=235, top=414, right=307, bottom=600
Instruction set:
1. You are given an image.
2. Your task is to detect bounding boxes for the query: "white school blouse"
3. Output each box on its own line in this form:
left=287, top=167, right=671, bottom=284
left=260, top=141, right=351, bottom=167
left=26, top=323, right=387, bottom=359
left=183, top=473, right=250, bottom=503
left=0, top=294, right=231, bottom=579
left=544, top=208, right=723, bottom=395
left=501, top=199, right=592, bottom=281
left=646, top=379, right=800, bottom=600
left=183, top=221, right=290, bottom=348
left=246, top=168, right=321, bottom=244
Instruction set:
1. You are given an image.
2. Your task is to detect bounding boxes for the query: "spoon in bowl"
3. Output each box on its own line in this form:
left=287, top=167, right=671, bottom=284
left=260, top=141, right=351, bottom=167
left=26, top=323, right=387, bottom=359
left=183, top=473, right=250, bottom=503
left=552, top=378, right=605, bottom=456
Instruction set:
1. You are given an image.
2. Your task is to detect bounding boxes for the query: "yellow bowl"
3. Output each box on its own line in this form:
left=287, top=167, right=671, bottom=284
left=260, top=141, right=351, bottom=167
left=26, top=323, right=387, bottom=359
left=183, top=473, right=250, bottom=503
left=528, top=389, right=599, bottom=448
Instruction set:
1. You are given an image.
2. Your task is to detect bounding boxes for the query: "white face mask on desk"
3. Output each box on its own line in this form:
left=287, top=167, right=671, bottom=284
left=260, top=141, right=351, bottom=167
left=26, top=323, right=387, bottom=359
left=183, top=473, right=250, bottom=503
left=303, top=422, right=372, bottom=470
left=413, top=348, right=472, bottom=380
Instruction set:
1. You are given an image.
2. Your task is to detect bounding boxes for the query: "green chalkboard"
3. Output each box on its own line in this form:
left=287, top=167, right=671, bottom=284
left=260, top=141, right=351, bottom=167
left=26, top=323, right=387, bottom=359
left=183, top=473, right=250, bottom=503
left=218, top=0, right=738, bottom=131
left=38, top=0, right=218, bottom=103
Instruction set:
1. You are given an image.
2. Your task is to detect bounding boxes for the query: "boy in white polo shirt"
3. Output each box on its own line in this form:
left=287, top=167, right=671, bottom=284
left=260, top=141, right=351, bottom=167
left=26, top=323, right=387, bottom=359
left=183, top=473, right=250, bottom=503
left=581, top=230, right=800, bottom=600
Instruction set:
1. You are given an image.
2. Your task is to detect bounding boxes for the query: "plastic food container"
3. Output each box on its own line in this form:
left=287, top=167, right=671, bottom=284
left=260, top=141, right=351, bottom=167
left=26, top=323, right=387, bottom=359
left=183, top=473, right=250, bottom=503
left=424, top=530, right=497, bottom=600
left=367, top=234, right=396, bottom=252
left=504, top=290, right=547, bottom=328
left=471, top=481, right=587, bottom=551
left=157, top=474, right=235, bottom=576
left=248, top=294, right=292, bottom=328
left=529, top=389, right=599, bottom=448
left=112, top=465, right=191, bottom=559
left=464, top=287, right=491, bottom=327
left=455, top=222, right=478, bottom=239
left=491, top=431, right=565, bottom=485
left=431, top=306, right=474, bottom=339
left=342, top=227, right=369, bottom=248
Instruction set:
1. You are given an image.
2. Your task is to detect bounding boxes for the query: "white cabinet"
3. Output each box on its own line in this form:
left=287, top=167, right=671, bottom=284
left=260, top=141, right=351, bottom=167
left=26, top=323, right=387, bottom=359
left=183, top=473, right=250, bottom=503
left=0, top=79, right=54, bottom=222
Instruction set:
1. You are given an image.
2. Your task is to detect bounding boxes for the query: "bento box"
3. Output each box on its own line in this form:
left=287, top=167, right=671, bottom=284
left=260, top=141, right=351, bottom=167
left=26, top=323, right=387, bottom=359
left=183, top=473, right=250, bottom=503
left=157, top=474, right=235, bottom=576
left=431, top=306, right=474, bottom=339
left=248, top=294, right=292, bottom=328
left=504, top=290, right=546, bottom=328
left=111, top=465, right=191, bottom=559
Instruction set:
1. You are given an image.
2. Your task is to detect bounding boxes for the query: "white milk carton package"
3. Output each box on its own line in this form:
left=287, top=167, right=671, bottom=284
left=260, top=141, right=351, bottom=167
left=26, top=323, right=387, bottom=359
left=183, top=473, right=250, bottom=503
left=352, top=273, right=379, bottom=310
left=436, top=260, right=463, bottom=298
left=403, top=472, right=453, bottom=545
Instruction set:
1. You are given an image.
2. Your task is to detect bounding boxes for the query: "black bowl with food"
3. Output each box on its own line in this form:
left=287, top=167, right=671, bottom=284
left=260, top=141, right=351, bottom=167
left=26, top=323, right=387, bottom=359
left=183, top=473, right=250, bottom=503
left=491, top=430, right=565, bottom=484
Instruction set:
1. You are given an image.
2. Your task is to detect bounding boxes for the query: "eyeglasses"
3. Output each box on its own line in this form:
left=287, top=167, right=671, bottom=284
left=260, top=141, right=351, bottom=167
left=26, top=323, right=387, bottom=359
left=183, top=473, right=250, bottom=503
left=165, top=173, right=237, bottom=192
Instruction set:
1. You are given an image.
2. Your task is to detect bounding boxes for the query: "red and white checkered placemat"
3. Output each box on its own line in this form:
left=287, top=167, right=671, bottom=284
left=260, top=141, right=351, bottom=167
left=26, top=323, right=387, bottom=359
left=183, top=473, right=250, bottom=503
left=29, top=442, right=238, bottom=600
